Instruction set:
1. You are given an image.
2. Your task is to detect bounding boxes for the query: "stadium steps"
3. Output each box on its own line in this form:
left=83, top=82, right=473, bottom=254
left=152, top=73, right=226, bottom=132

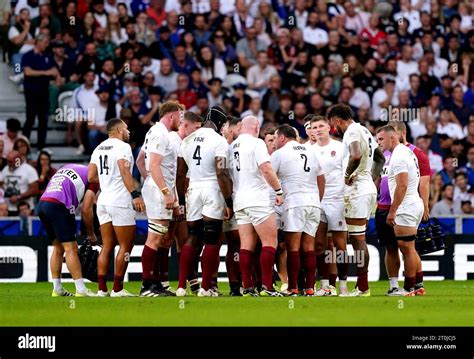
left=0, top=63, right=89, bottom=164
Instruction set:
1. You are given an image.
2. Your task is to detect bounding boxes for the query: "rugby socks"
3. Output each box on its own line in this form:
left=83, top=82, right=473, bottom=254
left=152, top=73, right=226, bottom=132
left=303, top=251, right=316, bottom=290
left=260, top=246, right=276, bottom=291
left=240, top=249, right=254, bottom=289
left=320, top=279, right=329, bottom=289
left=404, top=276, right=416, bottom=292
left=98, top=275, right=108, bottom=292
left=201, top=244, right=219, bottom=290
left=52, top=278, right=62, bottom=292
left=113, top=275, right=124, bottom=292
left=178, top=245, right=195, bottom=289
left=389, top=277, right=399, bottom=289
left=287, top=251, right=300, bottom=290
left=74, top=278, right=86, bottom=293
left=337, top=261, right=349, bottom=284
left=157, top=247, right=170, bottom=284
left=141, top=245, right=157, bottom=285
left=356, top=271, right=369, bottom=292
left=316, top=254, right=329, bottom=281
left=329, top=273, right=337, bottom=287
left=416, top=271, right=424, bottom=286
left=339, top=280, right=347, bottom=291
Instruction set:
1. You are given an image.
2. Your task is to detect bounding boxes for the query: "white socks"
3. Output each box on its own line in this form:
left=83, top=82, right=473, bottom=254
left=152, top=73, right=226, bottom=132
left=52, top=278, right=62, bottom=292
left=74, top=278, right=86, bottom=293
left=389, top=277, right=399, bottom=289
left=320, top=279, right=330, bottom=288
left=339, top=280, right=347, bottom=290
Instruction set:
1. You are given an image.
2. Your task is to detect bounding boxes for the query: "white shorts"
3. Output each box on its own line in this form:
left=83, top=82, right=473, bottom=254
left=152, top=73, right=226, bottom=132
left=142, top=184, right=173, bottom=220
left=235, top=206, right=274, bottom=226
left=223, top=216, right=238, bottom=232
left=274, top=205, right=283, bottom=230
left=281, top=206, right=321, bottom=235
left=186, top=187, right=225, bottom=221
left=395, top=201, right=424, bottom=228
left=344, top=193, right=377, bottom=220
left=97, top=205, right=136, bottom=226
left=320, top=200, right=347, bottom=232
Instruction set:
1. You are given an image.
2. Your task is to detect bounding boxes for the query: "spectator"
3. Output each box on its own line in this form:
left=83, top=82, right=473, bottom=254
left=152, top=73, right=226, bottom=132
left=35, top=150, right=56, bottom=197
left=372, top=77, right=396, bottom=121
left=172, top=74, right=197, bottom=110
left=93, top=27, right=116, bottom=61
left=233, top=0, right=253, bottom=37
left=49, top=40, right=80, bottom=115
left=360, top=14, right=386, bottom=49
left=0, top=139, right=6, bottom=170
left=430, top=184, right=463, bottom=216
left=262, top=74, right=282, bottom=115
left=429, top=173, right=444, bottom=209
left=196, top=44, right=227, bottom=84
left=0, top=151, right=39, bottom=216
left=353, top=58, right=383, bottom=101
left=135, top=11, right=156, bottom=46
left=13, top=137, right=33, bottom=165
left=231, top=83, right=250, bottom=115
left=0, top=202, right=8, bottom=217
left=241, top=97, right=264, bottom=126
left=30, top=4, right=62, bottom=40
left=207, top=77, right=223, bottom=107
left=106, top=12, right=128, bottom=46
left=274, top=93, right=293, bottom=124
left=154, top=58, right=178, bottom=95
left=461, top=200, right=472, bottom=214
left=0, top=118, right=27, bottom=157
left=246, top=51, right=277, bottom=93
left=189, top=93, right=210, bottom=117
left=172, top=44, right=197, bottom=75
left=21, top=33, right=57, bottom=151
left=8, top=8, right=34, bottom=80
left=288, top=102, right=308, bottom=139
left=91, top=0, right=108, bottom=28
left=303, top=12, right=328, bottom=48
left=453, top=172, right=472, bottom=203
left=437, top=108, right=464, bottom=140
left=419, top=59, right=440, bottom=98
left=438, top=155, right=457, bottom=185
left=210, top=29, right=237, bottom=71
left=236, top=26, right=267, bottom=70
left=449, top=85, right=474, bottom=126
left=17, top=200, right=32, bottom=235
left=193, top=13, right=211, bottom=47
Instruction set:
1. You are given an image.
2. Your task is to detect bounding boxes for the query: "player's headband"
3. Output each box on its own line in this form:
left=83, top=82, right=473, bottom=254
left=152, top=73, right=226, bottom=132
left=204, top=105, right=228, bottom=132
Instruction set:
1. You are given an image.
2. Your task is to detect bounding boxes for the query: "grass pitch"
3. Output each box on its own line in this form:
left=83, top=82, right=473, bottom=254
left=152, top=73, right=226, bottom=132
left=0, top=281, right=473, bottom=326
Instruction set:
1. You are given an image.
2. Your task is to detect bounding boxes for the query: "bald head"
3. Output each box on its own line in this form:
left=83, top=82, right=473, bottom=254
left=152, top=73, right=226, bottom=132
left=240, top=116, right=260, bottom=137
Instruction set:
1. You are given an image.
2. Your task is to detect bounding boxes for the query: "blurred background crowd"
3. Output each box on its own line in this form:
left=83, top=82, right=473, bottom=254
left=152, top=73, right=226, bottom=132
left=0, top=0, right=472, bottom=219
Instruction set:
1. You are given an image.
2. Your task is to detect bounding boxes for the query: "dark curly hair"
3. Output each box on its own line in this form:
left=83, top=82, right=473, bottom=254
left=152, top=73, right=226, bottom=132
left=326, top=104, right=354, bottom=121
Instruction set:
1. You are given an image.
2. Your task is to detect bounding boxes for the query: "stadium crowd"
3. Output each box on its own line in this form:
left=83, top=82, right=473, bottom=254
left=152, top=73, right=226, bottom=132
left=0, top=0, right=473, bottom=220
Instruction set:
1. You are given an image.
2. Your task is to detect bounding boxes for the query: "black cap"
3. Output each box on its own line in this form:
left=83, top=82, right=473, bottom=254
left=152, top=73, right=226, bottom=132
left=204, top=105, right=228, bottom=132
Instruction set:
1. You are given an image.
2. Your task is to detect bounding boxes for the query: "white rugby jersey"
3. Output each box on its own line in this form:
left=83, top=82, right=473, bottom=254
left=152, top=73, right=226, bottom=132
left=342, top=122, right=377, bottom=196
left=312, top=139, right=344, bottom=201
left=90, top=137, right=134, bottom=208
left=229, top=134, right=272, bottom=211
left=271, top=141, right=323, bottom=209
left=178, top=127, right=228, bottom=188
left=142, top=122, right=177, bottom=190
left=388, top=143, right=422, bottom=207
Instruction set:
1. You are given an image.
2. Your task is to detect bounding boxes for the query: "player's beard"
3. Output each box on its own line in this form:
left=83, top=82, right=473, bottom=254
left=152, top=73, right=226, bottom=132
left=335, top=125, right=344, bottom=137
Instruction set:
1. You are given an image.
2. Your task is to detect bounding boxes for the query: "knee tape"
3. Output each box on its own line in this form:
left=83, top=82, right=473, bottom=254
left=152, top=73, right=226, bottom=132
left=148, top=221, right=169, bottom=235
left=188, top=219, right=204, bottom=237
left=203, top=220, right=223, bottom=245
left=347, top=224, right=366, bottom=236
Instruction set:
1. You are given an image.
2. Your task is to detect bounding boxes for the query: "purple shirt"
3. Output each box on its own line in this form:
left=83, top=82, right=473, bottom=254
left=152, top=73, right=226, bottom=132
left=378, top=150, right=392, bottom=207
left=40, top=164, right=89, bottom=214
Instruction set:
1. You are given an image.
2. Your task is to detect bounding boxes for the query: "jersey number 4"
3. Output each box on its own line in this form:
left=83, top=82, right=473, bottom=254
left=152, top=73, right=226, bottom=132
left=99, top=154, right=110, bottom=175
left=193, top=145, right=202, bottom=165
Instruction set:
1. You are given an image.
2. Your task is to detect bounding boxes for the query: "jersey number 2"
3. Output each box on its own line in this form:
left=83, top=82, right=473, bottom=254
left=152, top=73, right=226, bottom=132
left=300, top=154, right=310, bottom=172
left=99, top=155, right=109, bottom=175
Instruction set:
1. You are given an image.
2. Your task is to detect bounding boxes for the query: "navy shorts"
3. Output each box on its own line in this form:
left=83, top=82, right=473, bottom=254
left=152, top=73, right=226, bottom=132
left=37, top=200, right=77, bottom=243
left=375, top=208, right=397, bottom=249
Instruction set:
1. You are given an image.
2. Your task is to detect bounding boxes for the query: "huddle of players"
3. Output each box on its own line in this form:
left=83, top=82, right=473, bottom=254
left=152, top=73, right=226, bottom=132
left=82, top=101, right=427, bottom=298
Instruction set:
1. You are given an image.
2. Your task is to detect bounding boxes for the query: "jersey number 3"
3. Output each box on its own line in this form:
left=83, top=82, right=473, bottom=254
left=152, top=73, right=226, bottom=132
left=99, top=154, right=110, bottom=175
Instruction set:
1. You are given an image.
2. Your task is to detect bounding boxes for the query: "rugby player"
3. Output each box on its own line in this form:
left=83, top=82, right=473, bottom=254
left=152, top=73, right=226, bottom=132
left=138, top=101, right=183, bottom=297
left=376, top=126, right=424, bottom=295
left=37, top=164, right=99, bottom=297
left=176, top=106, right=233, bottom=296
left=388, top=121, right=431, bottom=295
left=229, top=116, right=284, bottom=297
left=272, top=124, right=325, bottom=296
left=327, top=104, right=385, bottom=296
left=310, top=115, right=349, bottom=296
left=221, top=117, right=243, bottom=296
left=136, top=111, right=202, bottom=292
left=89, top=119, right=145, bottom=297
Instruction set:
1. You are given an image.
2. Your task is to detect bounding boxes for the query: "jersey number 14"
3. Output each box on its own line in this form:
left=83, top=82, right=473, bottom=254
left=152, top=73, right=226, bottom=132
left=99, top=154, right=110, bottom=175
